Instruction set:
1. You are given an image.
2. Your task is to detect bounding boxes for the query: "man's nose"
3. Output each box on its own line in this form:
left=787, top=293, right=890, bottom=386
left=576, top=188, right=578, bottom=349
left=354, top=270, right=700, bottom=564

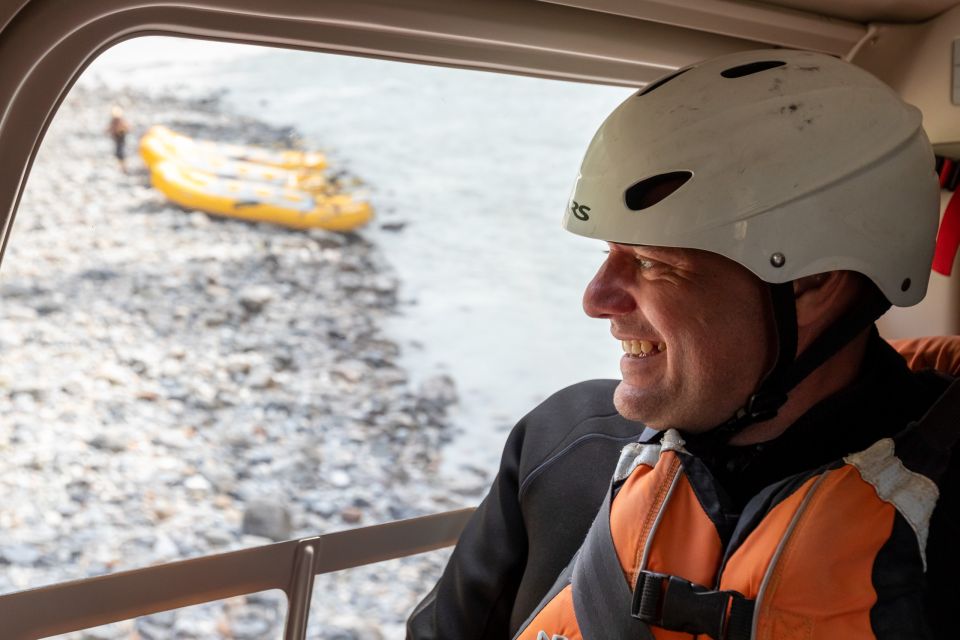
left=582, top=256, right=637, bottom=318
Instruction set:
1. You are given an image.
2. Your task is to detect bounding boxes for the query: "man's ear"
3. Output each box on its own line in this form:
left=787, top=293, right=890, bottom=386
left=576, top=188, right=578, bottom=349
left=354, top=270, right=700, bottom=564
left=793, top=271, right=859, bottom=330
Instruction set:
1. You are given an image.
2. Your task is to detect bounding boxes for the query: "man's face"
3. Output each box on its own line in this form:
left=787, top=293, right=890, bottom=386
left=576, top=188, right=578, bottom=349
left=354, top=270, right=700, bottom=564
left=583, top=243, right=774, bottom=432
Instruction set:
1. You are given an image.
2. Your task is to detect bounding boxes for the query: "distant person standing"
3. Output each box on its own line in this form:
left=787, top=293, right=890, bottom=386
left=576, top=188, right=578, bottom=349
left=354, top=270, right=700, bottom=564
left=106, top=105, right=131, bottom=174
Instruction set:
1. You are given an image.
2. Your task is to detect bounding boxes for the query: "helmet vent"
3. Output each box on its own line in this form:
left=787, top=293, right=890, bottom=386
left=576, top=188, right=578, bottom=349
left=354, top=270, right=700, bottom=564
left=720, top=60, right=786, bottom=79
left=638, top=68, right=691, bottom=96
left=624, top=172, right=692, bottom=211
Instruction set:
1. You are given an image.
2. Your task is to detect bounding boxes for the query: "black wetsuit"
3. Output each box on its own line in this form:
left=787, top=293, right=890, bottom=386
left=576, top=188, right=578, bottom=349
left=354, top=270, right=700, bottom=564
left=406, top=332, right=960, bottom=639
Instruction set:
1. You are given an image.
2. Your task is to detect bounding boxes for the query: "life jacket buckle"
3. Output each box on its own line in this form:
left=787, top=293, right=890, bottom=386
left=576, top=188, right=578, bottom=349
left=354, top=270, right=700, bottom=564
left=631, top=570, right=754, bottom=640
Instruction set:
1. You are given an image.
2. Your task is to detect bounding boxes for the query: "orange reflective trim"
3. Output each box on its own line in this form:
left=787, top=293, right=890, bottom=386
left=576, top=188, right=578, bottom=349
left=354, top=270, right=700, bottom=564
left=889, top=335, right=960, bottom=375
left=514, top=584, right=582, bottom=640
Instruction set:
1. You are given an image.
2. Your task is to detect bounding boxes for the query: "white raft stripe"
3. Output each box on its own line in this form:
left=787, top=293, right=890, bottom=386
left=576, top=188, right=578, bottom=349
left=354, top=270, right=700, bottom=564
left=844, top=438, right=940, bottom=571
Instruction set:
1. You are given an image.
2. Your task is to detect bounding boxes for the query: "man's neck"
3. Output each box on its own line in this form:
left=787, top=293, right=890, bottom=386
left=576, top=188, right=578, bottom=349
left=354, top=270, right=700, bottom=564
left=728, top=330, right=871, bottom=446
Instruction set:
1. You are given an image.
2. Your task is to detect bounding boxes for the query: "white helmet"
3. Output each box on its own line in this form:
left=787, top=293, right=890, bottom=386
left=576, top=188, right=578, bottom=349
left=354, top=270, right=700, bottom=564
left=563, top=49, right=939, bottom=307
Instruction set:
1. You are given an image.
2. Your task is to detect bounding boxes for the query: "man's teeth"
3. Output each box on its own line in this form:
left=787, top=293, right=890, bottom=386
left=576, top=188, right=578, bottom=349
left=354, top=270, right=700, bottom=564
left=621, top=340, right=666, bottom=356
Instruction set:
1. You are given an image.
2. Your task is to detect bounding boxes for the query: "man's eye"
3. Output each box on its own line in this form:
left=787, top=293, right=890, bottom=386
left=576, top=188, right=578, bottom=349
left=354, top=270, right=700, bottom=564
left=635, top=258, right=656, bottom=269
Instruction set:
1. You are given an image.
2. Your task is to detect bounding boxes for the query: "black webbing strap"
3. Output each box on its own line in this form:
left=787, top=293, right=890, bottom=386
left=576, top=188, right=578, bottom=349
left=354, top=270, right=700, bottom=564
left=895, top=377, right=960, bottom=481
left=736, top=282, right=798, bottom=422
left=570, top=482, right=755, bottom=640
left=707, top=282, right=797, bottom=443
left=571, top=483, right=654, bottom=640
left=780, top=297, right=890, bottom=393
left=632, top=571, right=755, bottom=640
left=711, top=283, right=890, bottom=444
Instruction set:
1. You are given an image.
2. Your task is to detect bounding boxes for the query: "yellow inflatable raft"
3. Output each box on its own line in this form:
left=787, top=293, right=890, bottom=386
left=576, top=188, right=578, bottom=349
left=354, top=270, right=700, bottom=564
left=150, top=160, right=372, bottom=231
left=143, top=125, right=328, bottom=171
left=140, top=131, right=328, bottom=192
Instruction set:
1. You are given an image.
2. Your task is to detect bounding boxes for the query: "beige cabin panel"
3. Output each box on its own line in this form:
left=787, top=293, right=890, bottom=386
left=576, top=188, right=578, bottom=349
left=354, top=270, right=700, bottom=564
left=851, top=7, right=960, bottom=337
left=879, top=189, right=960, bottom=338
left=851, top=4, right=960, bottom=155
left=768, top=0, right=959, bottom=24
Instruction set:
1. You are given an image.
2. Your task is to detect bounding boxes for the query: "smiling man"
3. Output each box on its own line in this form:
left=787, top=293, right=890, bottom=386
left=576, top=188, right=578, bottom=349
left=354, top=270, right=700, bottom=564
left=408, top=50, right=959, bottom=639
left=587, top=244, right=775, bottom=434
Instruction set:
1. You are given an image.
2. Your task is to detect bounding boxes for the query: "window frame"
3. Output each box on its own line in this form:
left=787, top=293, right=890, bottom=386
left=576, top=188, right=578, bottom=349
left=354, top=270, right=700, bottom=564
left=2, top=0, right=956, bottom=637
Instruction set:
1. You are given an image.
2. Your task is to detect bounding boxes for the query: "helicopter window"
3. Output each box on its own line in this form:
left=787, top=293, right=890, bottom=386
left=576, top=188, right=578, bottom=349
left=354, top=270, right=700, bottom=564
left=2, top=35, right=633, bottom=637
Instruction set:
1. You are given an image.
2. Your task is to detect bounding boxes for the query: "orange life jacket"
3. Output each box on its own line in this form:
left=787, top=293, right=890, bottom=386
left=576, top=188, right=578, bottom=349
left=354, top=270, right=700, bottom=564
left=889, top=335, right=960, bottom=377
left=514, top=379, right=960, bottom=640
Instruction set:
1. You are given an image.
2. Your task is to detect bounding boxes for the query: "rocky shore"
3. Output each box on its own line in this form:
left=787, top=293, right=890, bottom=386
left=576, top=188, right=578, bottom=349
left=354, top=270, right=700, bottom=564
left=0, top=84, right=487, bottom=638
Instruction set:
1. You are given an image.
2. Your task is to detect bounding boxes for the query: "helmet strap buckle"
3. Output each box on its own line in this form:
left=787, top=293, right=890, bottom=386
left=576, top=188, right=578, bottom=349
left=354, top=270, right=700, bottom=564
left=741, top=391, right=788, bottom=423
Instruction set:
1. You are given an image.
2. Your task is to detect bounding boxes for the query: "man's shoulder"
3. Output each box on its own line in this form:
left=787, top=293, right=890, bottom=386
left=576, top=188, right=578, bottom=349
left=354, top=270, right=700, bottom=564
left=510, top=380, right=648, bottom=472
left=520, top=379, right=629, bottom=433
left=532, top=378, right=620, bottom=416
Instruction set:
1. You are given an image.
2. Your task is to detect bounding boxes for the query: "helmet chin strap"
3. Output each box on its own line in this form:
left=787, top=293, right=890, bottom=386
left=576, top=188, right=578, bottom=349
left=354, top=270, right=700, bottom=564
left=706, top=280, right=892, bottom=444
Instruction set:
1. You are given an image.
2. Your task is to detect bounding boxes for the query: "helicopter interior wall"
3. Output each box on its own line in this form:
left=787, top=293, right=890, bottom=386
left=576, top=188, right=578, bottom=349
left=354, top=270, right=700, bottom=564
left=536, top=0, right=960, bottom=31
left=535, top=0, right=868, bottom=53
left=849, top=6, right=960, bottom=336
left=764, top=0, right=960, bottom=24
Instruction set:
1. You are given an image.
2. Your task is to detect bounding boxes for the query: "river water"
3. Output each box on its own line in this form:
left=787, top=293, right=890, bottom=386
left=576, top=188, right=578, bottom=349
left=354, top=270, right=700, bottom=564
left=82, top=36, right=635, bottom=475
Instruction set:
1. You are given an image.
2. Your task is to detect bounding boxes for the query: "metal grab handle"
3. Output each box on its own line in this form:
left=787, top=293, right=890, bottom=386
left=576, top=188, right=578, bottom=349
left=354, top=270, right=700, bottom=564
left=284, top=542, right=318, bottom=640
left=0, top=508, right=475, bottom=639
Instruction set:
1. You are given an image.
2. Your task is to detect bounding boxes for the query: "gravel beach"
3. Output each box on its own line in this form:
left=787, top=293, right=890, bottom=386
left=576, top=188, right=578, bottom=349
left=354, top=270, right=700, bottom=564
left=0, top=84, right=487, bottom=638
